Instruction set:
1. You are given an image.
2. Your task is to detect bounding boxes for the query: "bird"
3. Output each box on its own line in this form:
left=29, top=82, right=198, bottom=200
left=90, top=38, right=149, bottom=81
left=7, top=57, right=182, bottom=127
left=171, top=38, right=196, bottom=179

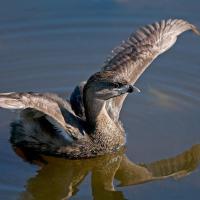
left=0, top=19, right=199, bottom=158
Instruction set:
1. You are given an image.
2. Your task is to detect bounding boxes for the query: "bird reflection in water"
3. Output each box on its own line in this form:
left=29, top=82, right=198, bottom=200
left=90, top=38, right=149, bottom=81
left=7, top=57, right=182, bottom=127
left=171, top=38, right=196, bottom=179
left=13, top=144, right=200, bottom=200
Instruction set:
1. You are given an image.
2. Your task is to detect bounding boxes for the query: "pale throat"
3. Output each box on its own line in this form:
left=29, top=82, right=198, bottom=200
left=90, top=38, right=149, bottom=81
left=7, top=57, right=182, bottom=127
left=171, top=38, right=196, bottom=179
left=84, top=97, right=118, bottom=132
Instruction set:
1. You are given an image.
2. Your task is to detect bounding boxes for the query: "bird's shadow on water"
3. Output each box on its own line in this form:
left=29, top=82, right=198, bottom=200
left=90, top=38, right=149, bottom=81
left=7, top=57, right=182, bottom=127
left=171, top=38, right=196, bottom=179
left=11, top=143, right=200, bottom=200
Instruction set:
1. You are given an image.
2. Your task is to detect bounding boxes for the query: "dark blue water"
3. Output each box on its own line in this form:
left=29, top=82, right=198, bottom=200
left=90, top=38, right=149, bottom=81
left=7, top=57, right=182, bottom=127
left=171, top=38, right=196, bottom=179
left=0, top=0, right=200, bottom=199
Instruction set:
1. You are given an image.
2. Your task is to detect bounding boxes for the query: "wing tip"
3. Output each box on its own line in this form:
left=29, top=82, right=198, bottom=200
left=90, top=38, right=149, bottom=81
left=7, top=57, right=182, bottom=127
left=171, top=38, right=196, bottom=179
left=170, top=18, right=200, bottom=36
left=191, top=25, right=200, bottom=36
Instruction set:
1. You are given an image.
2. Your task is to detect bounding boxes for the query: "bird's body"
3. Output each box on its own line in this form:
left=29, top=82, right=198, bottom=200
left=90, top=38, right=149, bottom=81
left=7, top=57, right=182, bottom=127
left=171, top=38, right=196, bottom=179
left=8, top=91, right=126, bottom=158
left=0, top=19, right=199, bottom=158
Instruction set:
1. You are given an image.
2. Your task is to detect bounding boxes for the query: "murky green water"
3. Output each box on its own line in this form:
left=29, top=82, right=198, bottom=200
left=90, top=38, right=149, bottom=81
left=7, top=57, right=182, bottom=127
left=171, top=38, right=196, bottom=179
left=0, top=0, right=200, bottom=199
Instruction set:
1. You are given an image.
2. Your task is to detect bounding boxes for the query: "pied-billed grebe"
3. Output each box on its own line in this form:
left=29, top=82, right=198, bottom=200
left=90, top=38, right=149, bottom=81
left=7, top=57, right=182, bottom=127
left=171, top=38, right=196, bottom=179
left=0, top=19, right=199, bottom=158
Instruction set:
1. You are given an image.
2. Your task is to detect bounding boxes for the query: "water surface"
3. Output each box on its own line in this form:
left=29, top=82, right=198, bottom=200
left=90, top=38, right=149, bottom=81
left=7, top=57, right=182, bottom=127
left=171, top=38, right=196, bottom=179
left=0, top=0, right=200, bottom=199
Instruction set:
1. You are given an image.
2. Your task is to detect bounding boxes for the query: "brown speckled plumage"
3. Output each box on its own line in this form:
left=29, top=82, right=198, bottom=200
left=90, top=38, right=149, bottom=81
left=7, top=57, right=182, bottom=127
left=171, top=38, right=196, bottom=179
left=0, top=19, right=199, bottom=158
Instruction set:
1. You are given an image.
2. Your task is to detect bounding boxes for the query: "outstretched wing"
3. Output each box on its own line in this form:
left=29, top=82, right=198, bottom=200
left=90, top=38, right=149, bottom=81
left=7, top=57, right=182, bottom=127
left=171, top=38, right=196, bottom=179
left=102, top=19, right=200, bottom=119
left=103, top=19, right=199, bottom=83
left=0, top=92, right=84, bottom=140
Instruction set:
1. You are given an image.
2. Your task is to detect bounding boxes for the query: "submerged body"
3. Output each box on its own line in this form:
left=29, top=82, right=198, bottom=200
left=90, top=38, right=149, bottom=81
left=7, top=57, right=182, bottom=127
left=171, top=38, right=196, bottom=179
left=0, top=19, right=199, bottom=158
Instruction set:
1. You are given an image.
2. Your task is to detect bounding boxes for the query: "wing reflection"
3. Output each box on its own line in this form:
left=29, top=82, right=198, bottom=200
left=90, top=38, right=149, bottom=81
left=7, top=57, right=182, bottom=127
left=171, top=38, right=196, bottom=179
left=13, top=144, right=200, bottom=200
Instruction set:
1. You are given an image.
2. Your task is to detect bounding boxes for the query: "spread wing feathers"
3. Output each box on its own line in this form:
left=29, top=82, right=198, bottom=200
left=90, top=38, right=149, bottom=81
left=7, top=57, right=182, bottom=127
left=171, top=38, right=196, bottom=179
left=103, top=19, right=200, bottom=84
left=0, top=92, right=83, bottom=140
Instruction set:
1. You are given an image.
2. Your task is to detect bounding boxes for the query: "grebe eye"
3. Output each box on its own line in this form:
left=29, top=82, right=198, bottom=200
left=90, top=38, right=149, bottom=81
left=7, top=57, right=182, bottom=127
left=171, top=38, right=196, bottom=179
left=113, top=82, right=123, bottom=88
left=113, top=83, right=119, bottom=88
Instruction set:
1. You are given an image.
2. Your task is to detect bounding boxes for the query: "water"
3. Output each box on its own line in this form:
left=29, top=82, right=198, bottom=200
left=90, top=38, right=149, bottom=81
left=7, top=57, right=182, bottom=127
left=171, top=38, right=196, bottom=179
left=0, top=0, right=200, bottom=199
